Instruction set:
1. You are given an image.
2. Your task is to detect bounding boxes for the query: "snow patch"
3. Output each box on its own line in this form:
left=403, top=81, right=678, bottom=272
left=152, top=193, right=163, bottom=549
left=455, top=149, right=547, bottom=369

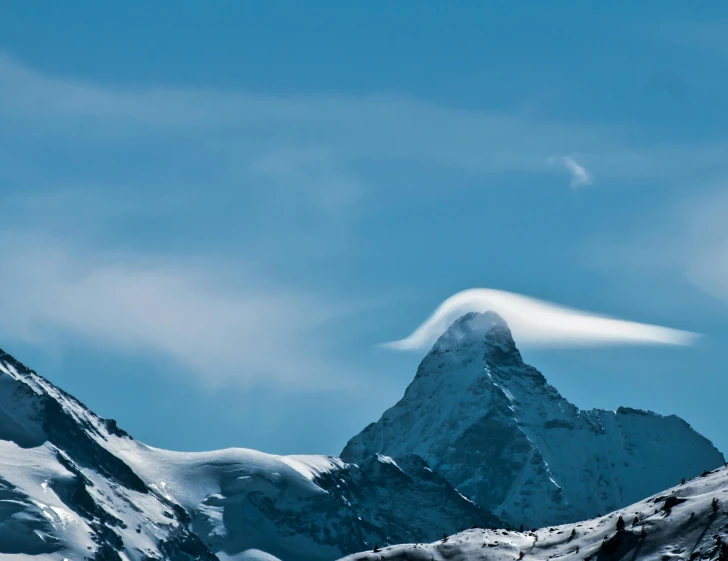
left=376, top=454, right=401, bottom=470
left=281, top=455, right=345, bottom=482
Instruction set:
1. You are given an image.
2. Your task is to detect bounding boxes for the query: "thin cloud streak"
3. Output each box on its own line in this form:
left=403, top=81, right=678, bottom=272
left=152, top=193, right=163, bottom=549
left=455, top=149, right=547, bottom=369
left=3, top=53, right=728, bottom=195
left=384, top=288, right=699, bottom=351
left=596, top=186, right=728, bottom=308
left=549, top=156, right=593, bottom=188
left=0, top=52, right=616, bottom=176
left=676, top=189, right=728, bottom=305
left=0, top=237, right=351, bottom=389
left=577, top=183, right=728, bottom=459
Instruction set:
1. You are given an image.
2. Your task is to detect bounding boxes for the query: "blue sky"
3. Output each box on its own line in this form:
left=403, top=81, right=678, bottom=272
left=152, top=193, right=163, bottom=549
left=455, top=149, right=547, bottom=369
left=2, top=2, right=728, bottom=456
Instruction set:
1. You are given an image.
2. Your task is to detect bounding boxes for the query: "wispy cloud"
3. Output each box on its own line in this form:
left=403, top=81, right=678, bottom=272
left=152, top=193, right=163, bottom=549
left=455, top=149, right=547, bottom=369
left=0, top=53, right=619, bottom=387
left=0, top=236, right=351, bottom=389
left=678, top=190, right=728, bottom=305
left=641, top=189, right=728, bottom=306
left=3, top=52, right=728, bottom=198
left=585, top=185, right=728, bottom=311
left=0, top=53, right=618, bottom=180
left=384, top=288, right=698, bottom=351
left=549, top=155, right=593, bottom=189
left=0, top=53, right=724, bottom=388
left=654, top=19, right=728, bottom=56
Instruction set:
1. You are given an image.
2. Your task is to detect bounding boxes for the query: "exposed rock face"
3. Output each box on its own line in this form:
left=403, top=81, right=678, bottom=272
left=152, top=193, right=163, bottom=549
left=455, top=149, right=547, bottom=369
left=341, top=312, right=725, bottom=528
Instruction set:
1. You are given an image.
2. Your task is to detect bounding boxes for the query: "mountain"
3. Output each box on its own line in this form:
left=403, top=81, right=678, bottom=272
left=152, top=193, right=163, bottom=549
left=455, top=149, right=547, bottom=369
left=0, top=348, right=500, bottom=561
left=341, top=311, right=725, bottom=528
left=0, top=349, right=215, bottom=561
left=1, top=310, right=724, bottom=559
left=338, top=462, right=728, bottom=561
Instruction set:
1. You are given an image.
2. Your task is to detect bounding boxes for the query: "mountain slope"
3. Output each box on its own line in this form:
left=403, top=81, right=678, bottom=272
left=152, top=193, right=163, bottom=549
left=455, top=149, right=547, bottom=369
left=0, top=349, right=218, bottom=561
left=1, top=310, right=723, bottom=559
left=339, top=463, right=728, bottom=561
left=112, top=443, right=501, bottom=561
left=341, top=311, right=725, bottom=528
left=0, top=348, right=500, bottom=561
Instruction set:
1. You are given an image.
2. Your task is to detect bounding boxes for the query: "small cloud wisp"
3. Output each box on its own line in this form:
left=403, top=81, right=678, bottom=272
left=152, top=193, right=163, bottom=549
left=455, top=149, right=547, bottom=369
left=384, top=288, right=699, bottom=351
left=0, top=237, right=348, bottom=389
left=549, top=156, right=593, bottom=189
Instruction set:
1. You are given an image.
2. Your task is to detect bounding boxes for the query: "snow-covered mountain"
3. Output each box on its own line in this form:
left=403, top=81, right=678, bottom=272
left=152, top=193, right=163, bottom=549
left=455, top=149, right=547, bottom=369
left=0, top=348, right=499, bottom=561
left=339, top=462, right=728, bottom=561
left=1, top=311, right=724, bottom=559
left=341, top=311, right=725, bottom=528
left=0, top=349, right=215, bottom=561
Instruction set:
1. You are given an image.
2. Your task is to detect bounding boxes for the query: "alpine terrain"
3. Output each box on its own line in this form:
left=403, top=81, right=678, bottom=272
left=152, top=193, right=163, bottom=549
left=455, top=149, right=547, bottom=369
left=342, top=311, right=725, bottom=528
left=340, top=462, right=728, bottom=561
left=0, top=312, right=723, bottom=560
left=0, top=348, right=499, bottom=561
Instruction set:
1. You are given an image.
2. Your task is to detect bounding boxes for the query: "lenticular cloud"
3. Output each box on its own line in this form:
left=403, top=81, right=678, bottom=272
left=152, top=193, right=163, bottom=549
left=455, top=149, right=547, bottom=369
left=384, top=288, right=699, bottom=351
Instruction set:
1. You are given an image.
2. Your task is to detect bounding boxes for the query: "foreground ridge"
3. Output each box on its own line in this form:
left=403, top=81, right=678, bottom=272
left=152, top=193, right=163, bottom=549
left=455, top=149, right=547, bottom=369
left=339, top=463, right=728, bottom=561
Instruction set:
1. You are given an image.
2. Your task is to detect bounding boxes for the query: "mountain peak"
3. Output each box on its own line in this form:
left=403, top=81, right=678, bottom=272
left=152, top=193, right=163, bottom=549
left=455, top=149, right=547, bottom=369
left=432, top=310, right=516, bottom=355
left=343, top=310, right=725, bottom=528
left=452, top=310, right=507, bottom=330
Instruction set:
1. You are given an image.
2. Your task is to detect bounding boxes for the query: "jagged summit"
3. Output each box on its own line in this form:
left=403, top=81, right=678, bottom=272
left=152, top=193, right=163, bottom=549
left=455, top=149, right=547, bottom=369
left=343, top=312, right=724, bottom=528
left=441, top=310, right=509, bottom=335
left=432, top=310, right=516, bottom=353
